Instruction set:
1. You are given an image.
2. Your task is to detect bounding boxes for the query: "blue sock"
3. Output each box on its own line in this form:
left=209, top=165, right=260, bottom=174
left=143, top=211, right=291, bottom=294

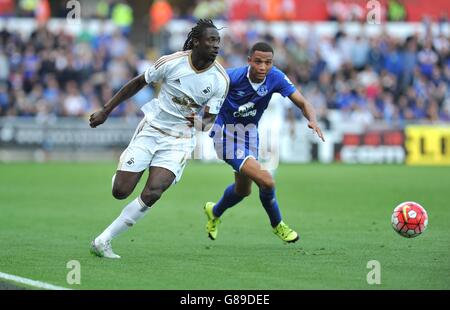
left=259, top=188, right=282, bottom=227
left=213, top=184, right=245, bottom=217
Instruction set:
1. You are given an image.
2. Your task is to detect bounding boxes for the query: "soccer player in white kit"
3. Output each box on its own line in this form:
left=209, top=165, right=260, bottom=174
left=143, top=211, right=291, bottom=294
left=89, top=20, right=229, bottom=258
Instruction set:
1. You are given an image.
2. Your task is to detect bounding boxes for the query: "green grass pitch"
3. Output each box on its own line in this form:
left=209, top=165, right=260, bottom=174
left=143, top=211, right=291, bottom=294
left=0, top=162, right=449, bottom=289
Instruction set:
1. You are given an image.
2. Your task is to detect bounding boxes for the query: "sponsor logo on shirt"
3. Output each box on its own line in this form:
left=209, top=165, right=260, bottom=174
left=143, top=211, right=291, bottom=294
left=172, top=95, right=201, bottom=110
left=233, top=102, right=257, bottom=118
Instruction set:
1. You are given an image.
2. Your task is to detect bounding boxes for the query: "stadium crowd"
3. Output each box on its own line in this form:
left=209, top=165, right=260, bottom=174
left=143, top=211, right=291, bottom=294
left=229, top=25, right=450, bottom=128
left=0, top=24, right=152, bottom=122
left=0, top=19, right=449, bottom=128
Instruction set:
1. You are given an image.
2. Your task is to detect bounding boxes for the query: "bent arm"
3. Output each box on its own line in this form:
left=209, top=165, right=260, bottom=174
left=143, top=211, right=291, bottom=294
left=103, top=74, right=147, bottom=115
left=89, top=74, right=147, bottom=128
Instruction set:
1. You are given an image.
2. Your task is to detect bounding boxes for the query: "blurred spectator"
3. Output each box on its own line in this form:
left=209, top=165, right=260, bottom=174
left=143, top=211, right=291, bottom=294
left=327, top=0, right=364, bottom=22
left=0, top=83, right=9, bottom=114
left=193, top=0, right=226, bottom=20
left=18, top=0, right=37, bottom=17
left=35, top=0, right=50, bottom=25
left=0, top=49, right=9, bottom=82
left=96, top=0, right=114, bottom=19
left=319, top=37, right=343, bottom=74
left=303, top=85, right=328, bottom=123
left=261, top=0, right=283, bottom=21
left=438, top=13, right=448, bottom=34
left=107, top=56, right=130, bottom=91
left=43, top=75, right=60, bottom=108
left=384, top=39, right=403, bottom=79
left=351, top=36, right=370, bottom=70
left=387, top=0, right=406, bottom=22
left=400, top=36, right=418, bottom=89
left=350, top=104, right=374, bottom=129
left=441, top=100, right=450, bottom=121
left=111, top=0, right=133, bottom=36
left=280, top=0, right=296, bottom=21
left=418, top=39, right=439, bottom=79
left=110, top=30, right=130, bottom=58
left=63, top=80, right=88, bottom=117
left=150, top=0, right=173, bottom=33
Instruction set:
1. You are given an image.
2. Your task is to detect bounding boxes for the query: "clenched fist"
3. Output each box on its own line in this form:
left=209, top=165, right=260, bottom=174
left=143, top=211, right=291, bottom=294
left=89, top=110, right=109, bottom=128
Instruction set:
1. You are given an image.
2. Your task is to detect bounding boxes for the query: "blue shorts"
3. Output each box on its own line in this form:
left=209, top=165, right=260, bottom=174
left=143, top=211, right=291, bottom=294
left=210, top=124, right=259, bottom=172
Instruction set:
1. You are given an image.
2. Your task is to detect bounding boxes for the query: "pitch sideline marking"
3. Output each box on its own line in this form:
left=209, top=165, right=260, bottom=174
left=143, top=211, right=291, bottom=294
left=0, top=271, right=72, bottom=290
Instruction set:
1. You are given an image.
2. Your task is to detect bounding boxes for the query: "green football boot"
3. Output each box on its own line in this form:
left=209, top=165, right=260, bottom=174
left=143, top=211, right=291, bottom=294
left=204, top=202, right=221, bottom=240
left=273, top=221, right=299, bottom=243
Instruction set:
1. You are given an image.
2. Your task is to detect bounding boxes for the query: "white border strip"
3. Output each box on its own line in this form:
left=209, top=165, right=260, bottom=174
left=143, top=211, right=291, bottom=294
left=0, top=271, right=72, bottom=290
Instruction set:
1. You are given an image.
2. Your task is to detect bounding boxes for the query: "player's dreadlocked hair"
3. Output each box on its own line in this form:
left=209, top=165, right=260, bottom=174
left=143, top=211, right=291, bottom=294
left=182, top=19, right=217, bottom=51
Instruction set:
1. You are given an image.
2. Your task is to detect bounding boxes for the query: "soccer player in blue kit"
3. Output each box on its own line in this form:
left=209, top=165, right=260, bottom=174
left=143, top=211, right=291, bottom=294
left=204, top=42, right=325, bottom=243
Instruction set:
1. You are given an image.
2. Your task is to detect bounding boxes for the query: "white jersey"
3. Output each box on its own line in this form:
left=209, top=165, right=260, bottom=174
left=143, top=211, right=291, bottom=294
left=143, top=51, right=229, bottom=137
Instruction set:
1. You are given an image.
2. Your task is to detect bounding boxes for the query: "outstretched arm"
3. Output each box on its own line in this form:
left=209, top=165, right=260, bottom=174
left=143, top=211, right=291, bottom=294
left=89, top=74, right=147, bottom=128
left=288, top=90, right=325, bottom=142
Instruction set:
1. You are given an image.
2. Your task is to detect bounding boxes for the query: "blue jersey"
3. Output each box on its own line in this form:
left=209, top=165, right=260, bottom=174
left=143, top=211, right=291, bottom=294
left=210, top=65, right=296, bottom=172
left=215, top=65, right=296, bottom=127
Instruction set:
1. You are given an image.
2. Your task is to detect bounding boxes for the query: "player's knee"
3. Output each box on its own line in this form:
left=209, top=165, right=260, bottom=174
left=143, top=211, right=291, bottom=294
left=141, top=187, right=163, bottom=206
left=258, top=175, right=275, bottom=191
left=112, top=187, right=131, bottom=200
left=235, top=186, right=251, bottom=197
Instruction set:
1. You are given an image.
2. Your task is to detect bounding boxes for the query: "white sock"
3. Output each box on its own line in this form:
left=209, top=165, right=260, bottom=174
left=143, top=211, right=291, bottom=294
left=97, top=196, right=149, bottom=241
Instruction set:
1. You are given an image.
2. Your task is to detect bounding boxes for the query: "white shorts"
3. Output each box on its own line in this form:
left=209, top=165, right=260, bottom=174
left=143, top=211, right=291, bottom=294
left=117, top=119, right=195, bottom=183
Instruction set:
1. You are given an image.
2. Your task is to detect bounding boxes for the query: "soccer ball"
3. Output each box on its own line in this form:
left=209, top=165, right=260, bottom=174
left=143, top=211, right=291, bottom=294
left=391, top=201, right=428, bottom=238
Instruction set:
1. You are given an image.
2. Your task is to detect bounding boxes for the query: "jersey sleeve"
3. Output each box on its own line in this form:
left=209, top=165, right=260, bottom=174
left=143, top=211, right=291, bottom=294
left=225, top=68, right=235, bottom=88
left=143, top=56, right=170, bottom=84
left=276, top=70, right=296, bottom=97
left=206, top=75, right=229, bottom=115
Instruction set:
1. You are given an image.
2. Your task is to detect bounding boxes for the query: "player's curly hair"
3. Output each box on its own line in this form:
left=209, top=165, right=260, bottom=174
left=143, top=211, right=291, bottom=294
left=182, top=19, right=217, bottom=51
